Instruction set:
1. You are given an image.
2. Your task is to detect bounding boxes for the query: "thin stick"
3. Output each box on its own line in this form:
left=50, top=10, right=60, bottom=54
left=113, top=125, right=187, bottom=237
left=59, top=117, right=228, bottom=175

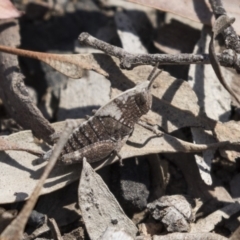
left=78, top=32, right=240, bottom=71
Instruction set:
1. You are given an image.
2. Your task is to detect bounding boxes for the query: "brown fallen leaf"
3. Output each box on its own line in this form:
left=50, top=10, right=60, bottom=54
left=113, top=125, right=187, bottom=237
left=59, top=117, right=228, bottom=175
left=78, top=158, right=138, bottom=240
left=127, top=0, right=240, bottom=35
left=0, top=0, right=21, bottom=19
left=0, top=45, right=108, bottom=79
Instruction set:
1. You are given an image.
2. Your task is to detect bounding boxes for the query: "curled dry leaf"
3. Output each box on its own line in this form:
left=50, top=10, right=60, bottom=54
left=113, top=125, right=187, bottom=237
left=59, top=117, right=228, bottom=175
left=147, top=195, right=194, bottom=232
left=78, top=158, right=138, bottom=240
left=0, top=0, right=21, bottom=19
left=0, top=45, right=108, bottom=79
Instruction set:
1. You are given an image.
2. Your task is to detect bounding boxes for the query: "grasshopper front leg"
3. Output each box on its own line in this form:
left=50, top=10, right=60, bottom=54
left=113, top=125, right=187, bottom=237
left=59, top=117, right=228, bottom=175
left=59, top=140, right=120, bottom=165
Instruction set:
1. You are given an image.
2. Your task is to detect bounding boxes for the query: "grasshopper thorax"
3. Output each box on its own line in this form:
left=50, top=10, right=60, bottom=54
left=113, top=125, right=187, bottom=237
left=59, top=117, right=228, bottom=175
left=95, top=64, right=161, bottom=126
left=134, top=81, right=153, bottom=115
left=133, top=64, right=162, bottom=115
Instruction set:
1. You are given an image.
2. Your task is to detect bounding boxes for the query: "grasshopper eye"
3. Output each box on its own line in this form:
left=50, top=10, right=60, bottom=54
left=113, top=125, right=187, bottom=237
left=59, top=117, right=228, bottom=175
left=135, top=93, right=147, bottom=106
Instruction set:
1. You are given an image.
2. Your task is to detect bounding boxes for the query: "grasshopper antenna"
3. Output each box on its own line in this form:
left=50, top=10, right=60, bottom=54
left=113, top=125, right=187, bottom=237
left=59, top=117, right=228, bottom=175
left=147, top=62, right=162, bottom=90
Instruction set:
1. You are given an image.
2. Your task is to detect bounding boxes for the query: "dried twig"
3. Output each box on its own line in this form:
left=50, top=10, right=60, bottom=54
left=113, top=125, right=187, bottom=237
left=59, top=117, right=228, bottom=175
left=78, top=32, right=240, bottom=71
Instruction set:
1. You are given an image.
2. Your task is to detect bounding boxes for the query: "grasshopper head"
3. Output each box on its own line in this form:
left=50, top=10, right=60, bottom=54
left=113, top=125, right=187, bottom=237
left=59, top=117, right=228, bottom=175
left=134, top=64, right=161, bottom=115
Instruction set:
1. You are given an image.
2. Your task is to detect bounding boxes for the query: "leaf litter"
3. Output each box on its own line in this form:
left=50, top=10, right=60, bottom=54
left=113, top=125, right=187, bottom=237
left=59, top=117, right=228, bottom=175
left=1, top=0, right=240, bottom=239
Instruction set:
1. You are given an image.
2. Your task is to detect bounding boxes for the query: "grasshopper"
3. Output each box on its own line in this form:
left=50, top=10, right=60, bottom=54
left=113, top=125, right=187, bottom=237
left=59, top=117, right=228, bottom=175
left=45, top=65, right=161, bottom=164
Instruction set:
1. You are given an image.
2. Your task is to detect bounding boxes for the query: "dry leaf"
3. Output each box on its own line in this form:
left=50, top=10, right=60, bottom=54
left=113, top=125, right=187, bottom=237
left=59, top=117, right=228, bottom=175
left=0, top=120, right=80, bottom=204
left=0, top=121, right=74, bottom=240
left=0, top=45, right=108, bottom=79
left=78, top=158, right=138, bottom=240
left=0, top=0, right=21, bottom=19
left=0, top=123, right=71, bottom=239
left=148, top=195, right=194, bottom=232
left=127, top=0, right=240, bottom=35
